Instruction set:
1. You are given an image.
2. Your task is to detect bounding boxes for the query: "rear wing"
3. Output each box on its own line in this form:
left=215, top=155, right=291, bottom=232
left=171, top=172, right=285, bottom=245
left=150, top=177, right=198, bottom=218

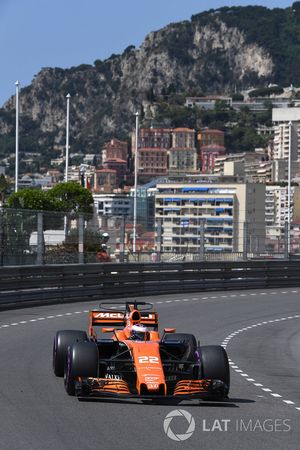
left=89, top=310, right=159, bottom=330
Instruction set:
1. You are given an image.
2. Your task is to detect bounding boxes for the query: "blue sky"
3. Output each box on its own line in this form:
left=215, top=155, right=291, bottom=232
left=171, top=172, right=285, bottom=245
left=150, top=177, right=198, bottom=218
left=0, top=0, right=293, bottom=105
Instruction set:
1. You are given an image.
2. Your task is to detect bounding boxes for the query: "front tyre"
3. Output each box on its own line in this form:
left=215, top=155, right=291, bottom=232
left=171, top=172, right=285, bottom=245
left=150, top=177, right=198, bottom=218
left=64, top=341, right=99, bottom=396
left=53, top=330, right=87, bottom=377
left=200, top=345, right=230, bottom=399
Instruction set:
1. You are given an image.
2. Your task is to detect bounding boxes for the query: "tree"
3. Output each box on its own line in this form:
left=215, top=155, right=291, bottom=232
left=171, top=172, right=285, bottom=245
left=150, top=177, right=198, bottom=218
left=0, top=174, right=10, bottom=204
left=47, top=181, right=93, bottom=216
left=7, top=188, right=58, bottom=210
left=7, top=181, right=93, bottom=215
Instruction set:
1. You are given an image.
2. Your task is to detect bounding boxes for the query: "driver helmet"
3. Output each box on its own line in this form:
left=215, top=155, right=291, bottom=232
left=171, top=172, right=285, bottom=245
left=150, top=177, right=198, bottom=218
left=130, top=324, right=150, bottom=341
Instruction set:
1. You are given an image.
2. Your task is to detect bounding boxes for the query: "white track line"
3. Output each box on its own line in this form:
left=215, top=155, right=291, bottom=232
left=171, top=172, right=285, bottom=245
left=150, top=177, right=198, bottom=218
left=221, top=313, right=300, bottom=412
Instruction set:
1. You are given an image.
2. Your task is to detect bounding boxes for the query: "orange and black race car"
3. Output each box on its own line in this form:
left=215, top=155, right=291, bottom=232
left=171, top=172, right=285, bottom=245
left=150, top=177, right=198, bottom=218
left=53, top=301, right=230, bottom=401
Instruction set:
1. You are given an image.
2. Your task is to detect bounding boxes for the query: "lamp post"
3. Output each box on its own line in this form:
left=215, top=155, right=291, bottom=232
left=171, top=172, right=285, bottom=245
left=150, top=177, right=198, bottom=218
left=65, top=93, right=71, bottom=182
left=287, top=120, right=292, bottom=256
left=15, top=80, right=20, bottom=192
left=133, top=111, right=139, bottom=253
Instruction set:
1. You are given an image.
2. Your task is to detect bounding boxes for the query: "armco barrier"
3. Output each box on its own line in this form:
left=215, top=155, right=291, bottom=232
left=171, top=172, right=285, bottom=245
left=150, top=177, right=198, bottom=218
left=0, top=260, right=300, bottom=310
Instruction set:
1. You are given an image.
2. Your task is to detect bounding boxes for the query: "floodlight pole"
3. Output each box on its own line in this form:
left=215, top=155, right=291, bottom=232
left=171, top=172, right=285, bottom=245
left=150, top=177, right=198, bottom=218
left=287, top=120, right=292, bottom=256
left=133, top=111, right=139, bottom=253
left=65, top=93, right=71, bottom=182
left=15, top=80, right=20, bottom=192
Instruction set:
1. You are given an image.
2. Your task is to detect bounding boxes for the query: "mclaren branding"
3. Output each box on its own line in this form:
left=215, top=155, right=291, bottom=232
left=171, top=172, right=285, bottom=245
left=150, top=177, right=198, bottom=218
left=95, top=312, right=124, bottom=319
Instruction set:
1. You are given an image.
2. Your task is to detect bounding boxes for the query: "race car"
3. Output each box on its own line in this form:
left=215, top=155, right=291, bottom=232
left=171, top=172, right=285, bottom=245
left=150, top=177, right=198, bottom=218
left=52, top=301, right=230, bottom=401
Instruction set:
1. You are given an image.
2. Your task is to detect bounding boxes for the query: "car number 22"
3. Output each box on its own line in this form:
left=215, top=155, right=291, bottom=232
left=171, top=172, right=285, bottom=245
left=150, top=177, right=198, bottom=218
left=138, top=356, right=159, bottom=364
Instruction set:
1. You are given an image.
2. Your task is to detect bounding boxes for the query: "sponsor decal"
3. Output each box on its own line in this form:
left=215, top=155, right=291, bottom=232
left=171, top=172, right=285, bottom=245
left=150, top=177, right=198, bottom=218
left=147, top=383, right=159, bottom=390
left=138, top=356, right=159, bottom=364
left=165, top=375, right=177, bottom=381
left=95, top=312, right=124, bottom=319
left=145, top=376, right=160, bottom=382
left=105, top=374, right=122, bottom=380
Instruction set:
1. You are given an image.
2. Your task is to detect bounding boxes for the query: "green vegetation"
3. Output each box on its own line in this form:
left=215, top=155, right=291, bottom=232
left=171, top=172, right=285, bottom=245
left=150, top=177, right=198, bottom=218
left=147, top=98, right=271, bottom=153
left=192, top=3, right=300, bottom=87
left=249, top=86, right=284, bottom=97
left=1, top=4, right=298, bottom=165
left=7, top=181, right=93, bottom=215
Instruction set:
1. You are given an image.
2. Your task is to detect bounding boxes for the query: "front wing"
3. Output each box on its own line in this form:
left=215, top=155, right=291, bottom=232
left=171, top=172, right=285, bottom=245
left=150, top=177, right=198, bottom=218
left=75, top=377, right=228, bottom=400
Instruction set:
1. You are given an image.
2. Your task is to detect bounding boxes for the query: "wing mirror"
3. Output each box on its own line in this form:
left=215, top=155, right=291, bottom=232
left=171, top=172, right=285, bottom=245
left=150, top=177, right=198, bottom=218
left=164, top=328, right=176, bottom=333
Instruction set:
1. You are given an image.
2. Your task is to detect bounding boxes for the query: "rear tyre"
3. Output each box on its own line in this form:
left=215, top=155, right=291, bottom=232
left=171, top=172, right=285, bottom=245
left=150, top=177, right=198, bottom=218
left=64, top=341, right=99, bottom=396
left=53, top=330, right=87, bottom=377
left=200, top=345, right=230, bottom=399
left=163, top=333, right=197, bottom=361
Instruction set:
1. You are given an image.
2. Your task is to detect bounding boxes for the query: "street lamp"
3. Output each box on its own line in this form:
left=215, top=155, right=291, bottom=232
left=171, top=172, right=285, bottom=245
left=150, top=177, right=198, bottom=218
left=65, top=93, right=71, bottom=182
left=133, top=111, right=139, bottom=253
left=287, top=120, right=292, bottom=256
left=15, top=80, right=20, bottom=192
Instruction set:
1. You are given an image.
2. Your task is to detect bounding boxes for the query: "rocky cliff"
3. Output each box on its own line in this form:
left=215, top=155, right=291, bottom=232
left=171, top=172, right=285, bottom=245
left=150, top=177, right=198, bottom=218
left=0, top=4, right=299, bottom=157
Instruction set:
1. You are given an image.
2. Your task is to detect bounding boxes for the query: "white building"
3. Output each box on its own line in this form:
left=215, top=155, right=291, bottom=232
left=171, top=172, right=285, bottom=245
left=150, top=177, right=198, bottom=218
left=155, top=182, right=265, bottom=253
left=272, top=108, right=300, bottom=160
left=93, top=193, right=133, bottom=217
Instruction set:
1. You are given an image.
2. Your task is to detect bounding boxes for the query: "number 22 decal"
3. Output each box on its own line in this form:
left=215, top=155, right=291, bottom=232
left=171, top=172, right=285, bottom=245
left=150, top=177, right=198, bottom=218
left=138, top=356, right=159, bottom=364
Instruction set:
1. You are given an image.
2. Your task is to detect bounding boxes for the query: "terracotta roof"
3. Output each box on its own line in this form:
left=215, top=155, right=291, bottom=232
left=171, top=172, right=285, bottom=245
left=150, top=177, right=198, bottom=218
left=104, top=158, right=127, bottom=163
left=201, top=129, right=224, bottom=134
left=173, top=128, right=195, bottom=132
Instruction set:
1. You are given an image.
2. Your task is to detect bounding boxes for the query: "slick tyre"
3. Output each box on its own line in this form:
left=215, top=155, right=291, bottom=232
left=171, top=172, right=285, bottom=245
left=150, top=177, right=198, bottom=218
left=53, top=330, right=87, bottom=377
left=64, top=341, right=99, bottom=396
left=200, top=345, right=230, bottom=399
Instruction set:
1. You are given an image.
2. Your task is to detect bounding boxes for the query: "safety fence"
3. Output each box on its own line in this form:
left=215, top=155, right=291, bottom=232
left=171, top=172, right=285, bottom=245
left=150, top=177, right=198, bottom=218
left=0, top=208, right=299, bottom=265
left=1, top=260, right=300, bottom=310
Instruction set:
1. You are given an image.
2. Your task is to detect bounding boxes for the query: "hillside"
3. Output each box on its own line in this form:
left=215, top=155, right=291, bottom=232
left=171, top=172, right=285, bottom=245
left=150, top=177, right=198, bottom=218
left=1, top=3, right=300, bottom=161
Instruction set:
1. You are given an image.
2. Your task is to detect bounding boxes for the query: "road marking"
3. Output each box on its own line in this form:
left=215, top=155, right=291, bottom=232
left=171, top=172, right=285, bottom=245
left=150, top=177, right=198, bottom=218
left=222, top=313, right=300, bottom=412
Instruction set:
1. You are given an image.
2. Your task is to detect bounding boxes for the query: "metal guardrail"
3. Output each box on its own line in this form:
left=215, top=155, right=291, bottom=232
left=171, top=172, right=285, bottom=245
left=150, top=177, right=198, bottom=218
left=1, top=260, right=300, bottom=310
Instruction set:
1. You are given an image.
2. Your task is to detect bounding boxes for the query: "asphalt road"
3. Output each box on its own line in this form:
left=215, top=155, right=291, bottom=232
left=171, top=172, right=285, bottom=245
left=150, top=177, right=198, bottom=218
left=1, top=288, right=300, bottom=450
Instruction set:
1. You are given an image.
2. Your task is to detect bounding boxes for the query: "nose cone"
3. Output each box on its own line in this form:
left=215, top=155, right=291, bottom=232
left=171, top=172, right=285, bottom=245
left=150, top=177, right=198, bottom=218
left=128, top=341, right=166, bottom=395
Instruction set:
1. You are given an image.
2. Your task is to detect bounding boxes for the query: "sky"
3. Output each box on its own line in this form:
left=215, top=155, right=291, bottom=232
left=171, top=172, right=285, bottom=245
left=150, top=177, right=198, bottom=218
left=0, top=0, right=294, bottom=106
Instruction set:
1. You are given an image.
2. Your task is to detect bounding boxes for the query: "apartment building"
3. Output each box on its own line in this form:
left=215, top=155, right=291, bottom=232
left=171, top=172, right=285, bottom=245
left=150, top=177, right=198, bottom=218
left=103, top=158, right=127, bottom=186
left=93, top=169, right=117, bottom=193
left=138, top=128, right=172, bottom=149
left=214, top=152, right=260, bottom=176
left=102, top=139, right=128, bottom=163
left=155, top=182, right=265, bottom=253
left=201, top=145, right=226, bottom=174
left=169, top=128, right=197, bottom=174
left=93, top=193, right=132, bottom=217
left=172, top=128, right=196, bottom=148
left=272, top=108, right=300, bottom=160
left=138, top=148, right=168, bottom=178
left=198, top=129, right=225, bottom=147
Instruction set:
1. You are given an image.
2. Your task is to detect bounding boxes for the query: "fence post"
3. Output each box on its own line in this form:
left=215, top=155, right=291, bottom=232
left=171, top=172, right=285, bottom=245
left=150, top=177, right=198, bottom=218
left=78, top=215, right=84, bottom=264
left=243, top=221, right=248, bottom=261
left=156, top=218, right=162, bottom=263
left=284, top=222, right=289, bottom=259
left=119, top=216, right=125, bottom=263
left=199, top=219, right=205, bottom=261
left=36, top=212, right=44, bottom=265
left=0, top=210, right=3, bottom=266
